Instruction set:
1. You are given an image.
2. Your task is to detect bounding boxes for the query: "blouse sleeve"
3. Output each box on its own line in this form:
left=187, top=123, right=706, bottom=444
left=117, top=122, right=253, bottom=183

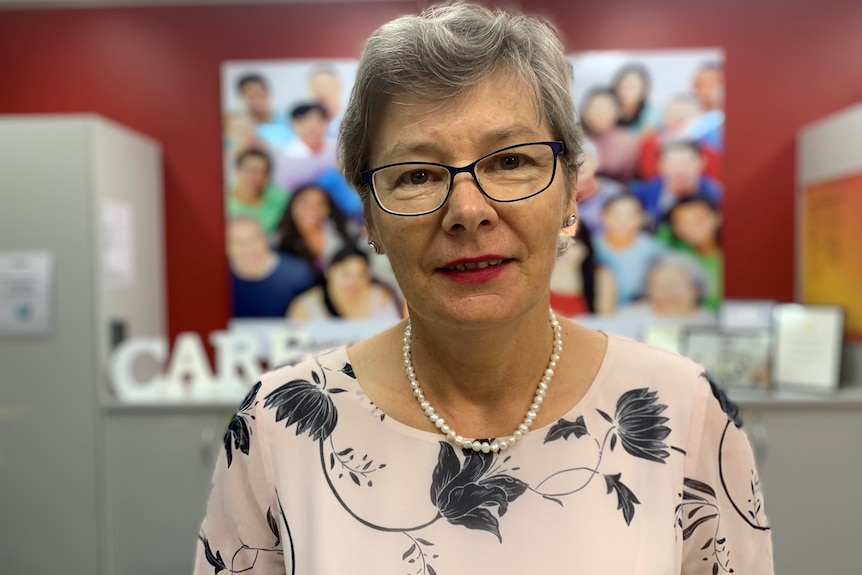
left=679, top=375, right=774, bottom=574
left=193, top=382, right=286, bottom=574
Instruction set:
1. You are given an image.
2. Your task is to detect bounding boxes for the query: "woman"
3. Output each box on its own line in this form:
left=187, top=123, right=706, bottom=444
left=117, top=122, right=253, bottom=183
left=612, top=63, right=658, bottom=134
left=275, top=182, right=356, bottom=273
left=579, top=88, right=640, bottom=183
left=286, top=245, right=402, bottom=322
left=196, top=4, right=772, bottom=573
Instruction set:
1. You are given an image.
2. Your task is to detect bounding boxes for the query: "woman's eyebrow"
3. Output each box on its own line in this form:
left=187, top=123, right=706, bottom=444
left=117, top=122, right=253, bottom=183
left=377, top=125, right=546, bottom=165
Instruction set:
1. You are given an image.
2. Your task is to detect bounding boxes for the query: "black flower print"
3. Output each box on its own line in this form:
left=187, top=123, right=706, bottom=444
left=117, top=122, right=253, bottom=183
left=223, top=382, right=261, bottom=467
left=675, top=477, right=732, bottom=574
left=340, top=362, right=356, bottom=379
left=611, top=387, right=671, bottom=463
left=544, top=415, right=589, bottom=442
left=539, top=388, right=676, bottom=525
left=199, top=510, right=284, bottom=575
left=604, top=472, right=640, bottom=526
left=430, top=442, right=528, bottom=542
left=264, top=370, right=341, bottom=441
left=200, top=534, right=227, bottom=574
left=703, top=373, right=742, bottom=428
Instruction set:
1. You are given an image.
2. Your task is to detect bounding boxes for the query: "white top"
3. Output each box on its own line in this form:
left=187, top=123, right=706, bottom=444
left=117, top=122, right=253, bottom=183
left=273, top=135, right=338, bottom=192
left=195, top=334, right=773, bottom=574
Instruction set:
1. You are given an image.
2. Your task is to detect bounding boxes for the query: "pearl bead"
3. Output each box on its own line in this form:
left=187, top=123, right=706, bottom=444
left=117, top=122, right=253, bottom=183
left=403, top=309, right=561, bottom=452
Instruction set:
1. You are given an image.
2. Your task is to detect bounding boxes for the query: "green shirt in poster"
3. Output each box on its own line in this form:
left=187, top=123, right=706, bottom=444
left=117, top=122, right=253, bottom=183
left=226, top=184, right=289, bottom=236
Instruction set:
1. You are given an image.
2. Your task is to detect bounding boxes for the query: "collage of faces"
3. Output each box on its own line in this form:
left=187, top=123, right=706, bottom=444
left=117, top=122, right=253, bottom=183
left=557, top=52, right=725, bottom=325
left=223, top=62, right=403, bottom=324
left=222, top=51, right=724, bottom=326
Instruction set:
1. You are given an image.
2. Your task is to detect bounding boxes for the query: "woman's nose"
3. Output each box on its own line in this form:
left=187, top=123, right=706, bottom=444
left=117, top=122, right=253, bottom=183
left=440, top=174, right=499, bottom=233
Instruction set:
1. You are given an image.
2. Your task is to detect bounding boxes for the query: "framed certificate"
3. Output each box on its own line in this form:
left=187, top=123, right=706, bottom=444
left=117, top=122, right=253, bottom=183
left=772, top=304, right=844, bottom=390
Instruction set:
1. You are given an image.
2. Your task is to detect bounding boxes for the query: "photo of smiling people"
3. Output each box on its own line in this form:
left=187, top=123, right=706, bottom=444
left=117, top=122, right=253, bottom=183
left=562, top=48, right=724, bottom=332
left=221, top=60, right=400, bottom=338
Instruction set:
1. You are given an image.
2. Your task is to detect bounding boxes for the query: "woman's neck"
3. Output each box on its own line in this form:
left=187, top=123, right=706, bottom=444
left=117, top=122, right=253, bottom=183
left=401, top=304, right=575, bottom=439
left=407, top=305, right=555, bottom=409
left=299, top=225, right=325, bottom=257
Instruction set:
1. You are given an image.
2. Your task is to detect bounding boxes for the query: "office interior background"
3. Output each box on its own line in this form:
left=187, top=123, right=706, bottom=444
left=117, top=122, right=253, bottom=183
left=1, top=0, right=861, bottom=573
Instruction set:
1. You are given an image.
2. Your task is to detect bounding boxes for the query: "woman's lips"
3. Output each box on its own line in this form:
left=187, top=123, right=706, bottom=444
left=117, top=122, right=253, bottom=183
left=438, top=257, right=511, bottom=283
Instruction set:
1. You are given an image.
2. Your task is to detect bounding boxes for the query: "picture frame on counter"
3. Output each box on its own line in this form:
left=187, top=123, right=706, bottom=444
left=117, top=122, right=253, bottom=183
left=771, top=303, right=844, bottom=391
left=683, top=327, right=772, bottom=390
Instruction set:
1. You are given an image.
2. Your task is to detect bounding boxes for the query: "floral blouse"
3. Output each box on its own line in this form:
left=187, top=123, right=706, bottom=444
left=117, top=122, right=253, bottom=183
left=194, top=334, right=773, bottom=574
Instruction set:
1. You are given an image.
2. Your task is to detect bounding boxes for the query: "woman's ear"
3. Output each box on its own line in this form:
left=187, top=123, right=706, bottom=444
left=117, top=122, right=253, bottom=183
left=363, top=209, right=381, bottom=251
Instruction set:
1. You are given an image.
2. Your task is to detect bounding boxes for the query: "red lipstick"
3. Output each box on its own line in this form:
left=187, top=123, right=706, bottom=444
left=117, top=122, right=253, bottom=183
left=438, top=255, right=511, bottom=284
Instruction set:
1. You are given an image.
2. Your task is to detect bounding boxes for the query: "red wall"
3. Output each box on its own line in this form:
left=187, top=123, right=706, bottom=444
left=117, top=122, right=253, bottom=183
left=1, top=0, right=860, bottom=339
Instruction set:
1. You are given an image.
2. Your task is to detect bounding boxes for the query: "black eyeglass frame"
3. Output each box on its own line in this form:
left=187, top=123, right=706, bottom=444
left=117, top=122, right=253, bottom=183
left=360, top=140, right=565, bottom=217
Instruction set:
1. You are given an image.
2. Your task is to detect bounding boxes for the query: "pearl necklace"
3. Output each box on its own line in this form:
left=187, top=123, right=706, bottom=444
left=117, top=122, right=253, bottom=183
left=402, top=309, right=562, bottom=453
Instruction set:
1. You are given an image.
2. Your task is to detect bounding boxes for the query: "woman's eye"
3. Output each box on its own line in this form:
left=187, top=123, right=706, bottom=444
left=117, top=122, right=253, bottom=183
left=407, top=170, right=429, bottom=185
left=499, top=154, right=522, bottom=170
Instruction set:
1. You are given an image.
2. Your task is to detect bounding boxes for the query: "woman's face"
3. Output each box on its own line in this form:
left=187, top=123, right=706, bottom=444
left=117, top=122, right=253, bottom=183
left=366, top=70, right=575, bottom=328
left=615, top=71, right=646, bottom=108
left=290, top=187, right=331, bottom=231
left=583, top=93, right=619, bottom=134
left=327, top=255, right=371, bottom=300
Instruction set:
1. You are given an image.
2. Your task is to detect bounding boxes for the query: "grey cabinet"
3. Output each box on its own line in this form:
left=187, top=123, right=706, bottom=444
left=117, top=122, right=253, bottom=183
left=0, top=115, right=164, bottom=575
left=103, top=409, right=231, bottom=575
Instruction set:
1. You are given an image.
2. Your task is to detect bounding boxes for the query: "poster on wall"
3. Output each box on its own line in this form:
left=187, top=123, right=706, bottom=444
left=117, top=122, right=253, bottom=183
left=566, top=49, right=724, bottom=336
left=800, top=173, right=862, bottom=340
left=220, top=48, right=725, bottom=358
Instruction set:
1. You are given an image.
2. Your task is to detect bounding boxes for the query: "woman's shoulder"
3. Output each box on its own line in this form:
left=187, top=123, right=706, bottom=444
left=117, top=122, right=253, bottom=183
left=249, top=346, right=357, bottom=419
left=260, top=346, right=354, bottom=387
left=599, top=334, right=708, bottom=399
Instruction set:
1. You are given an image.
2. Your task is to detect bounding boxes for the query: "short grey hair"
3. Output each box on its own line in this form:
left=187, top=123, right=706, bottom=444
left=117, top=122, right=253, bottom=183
left=339, top=2, right=584, bottom=205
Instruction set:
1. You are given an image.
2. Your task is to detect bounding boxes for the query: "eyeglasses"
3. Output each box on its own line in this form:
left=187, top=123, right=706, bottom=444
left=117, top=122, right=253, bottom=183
left=361, top=141, right=565, bottom=216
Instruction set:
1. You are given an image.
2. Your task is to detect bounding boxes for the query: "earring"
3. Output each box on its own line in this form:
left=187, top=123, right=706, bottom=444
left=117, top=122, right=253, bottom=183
left=563, top=213, right=577, bottom=228
left=368, top=241, right=384, bottom=255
